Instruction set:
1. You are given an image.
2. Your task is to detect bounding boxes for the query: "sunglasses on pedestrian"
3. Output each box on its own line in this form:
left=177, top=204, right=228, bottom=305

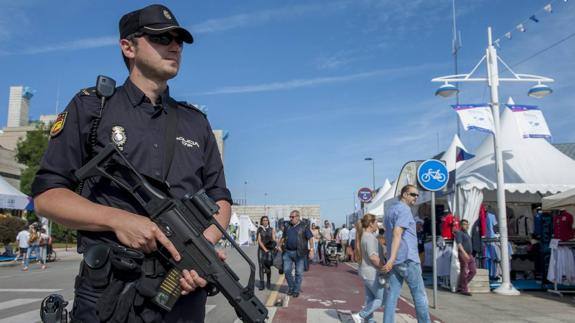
left=408, top=192, right=419, bottom=198
left=145, top=32, right=184, bottom=46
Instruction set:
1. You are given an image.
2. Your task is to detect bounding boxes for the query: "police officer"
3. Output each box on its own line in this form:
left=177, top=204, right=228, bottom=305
left=31, top=4, right=232, bottom=323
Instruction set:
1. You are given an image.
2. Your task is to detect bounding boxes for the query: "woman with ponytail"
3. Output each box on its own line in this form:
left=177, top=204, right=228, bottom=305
left=351, top=214, right=386, bottom=323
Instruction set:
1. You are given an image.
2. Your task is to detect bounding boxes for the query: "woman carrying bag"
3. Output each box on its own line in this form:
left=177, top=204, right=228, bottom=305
left=257, top=216, right=276, bottom=290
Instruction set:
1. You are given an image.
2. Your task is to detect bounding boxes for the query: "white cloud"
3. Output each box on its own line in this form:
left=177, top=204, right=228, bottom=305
left=194, top=62, right=444, bottom=95
left=192, top=2, right=349, bottom=34
left=20, top=36, right=118, bottom=55
left=6, top=2, right=350, bottom=56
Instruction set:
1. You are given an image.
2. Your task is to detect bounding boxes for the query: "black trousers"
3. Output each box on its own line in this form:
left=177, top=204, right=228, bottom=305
left=72, top=275, right=207, bottom=323
left=257, top=248, right=272, bottom=284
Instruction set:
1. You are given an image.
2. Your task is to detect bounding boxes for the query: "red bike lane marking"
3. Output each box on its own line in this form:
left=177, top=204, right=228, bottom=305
left=272, top=261, right=438, bottom=322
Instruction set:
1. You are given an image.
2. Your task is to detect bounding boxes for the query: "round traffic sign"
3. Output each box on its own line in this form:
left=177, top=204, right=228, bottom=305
left=357, top=187, right=373, bottom=203
left=417, top=159, right=449, bottom=191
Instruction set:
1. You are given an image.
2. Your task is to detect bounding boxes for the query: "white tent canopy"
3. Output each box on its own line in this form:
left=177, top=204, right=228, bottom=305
left=230, top=213, right=240, bottom=226
left=455, top=102, right=575, bottom=225
left=441, top=134, right=468, bottom=172
left=238, top=215, right=255, bottom=246
left=542, top=187, right=575, bottom=211
left=0, top=176, right=30, bottom=210
left=457, top=106, right=575, bottom=195
left=365, top=179, right=391, bottom=216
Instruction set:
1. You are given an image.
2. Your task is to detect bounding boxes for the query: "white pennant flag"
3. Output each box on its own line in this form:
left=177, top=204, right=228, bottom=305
left=505, top=32, right=512, bottom=39
left=452, top=104, right=495, bottom=134
left=544, top=4, right=553, bottom=13
left=516, top=24, right=526, bottom=32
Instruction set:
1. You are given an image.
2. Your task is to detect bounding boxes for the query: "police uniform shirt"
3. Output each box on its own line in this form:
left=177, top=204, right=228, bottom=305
left=32, top=78, right=232, bottom=249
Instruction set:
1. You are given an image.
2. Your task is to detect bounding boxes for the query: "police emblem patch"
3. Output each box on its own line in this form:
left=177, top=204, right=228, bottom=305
left=111, top=126, right=127, bottom=151
left=50, top=112, right=67, bottom=138
left=163, top=10, right=172, bottom=20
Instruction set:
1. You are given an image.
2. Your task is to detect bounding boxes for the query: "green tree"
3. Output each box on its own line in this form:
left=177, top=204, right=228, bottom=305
left=15, top=124, right=49, bottom=195
left=0, top=215, right=27, bottom=244
left=15, top=123, right=76, bottom=243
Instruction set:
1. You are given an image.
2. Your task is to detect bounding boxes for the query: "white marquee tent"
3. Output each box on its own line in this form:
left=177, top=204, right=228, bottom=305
left=442, top=134, right=468, bottom=173
left=542, top=187, right=575, bottom=215
left=455, top=105, right=575, bottom=226
left=238, top=215, right=257, bottom=246
left=0, top=175, right=30, bottom=210
left=230, top=213, right=240, bottom=226
left=364, top=179, right=391, bottom=216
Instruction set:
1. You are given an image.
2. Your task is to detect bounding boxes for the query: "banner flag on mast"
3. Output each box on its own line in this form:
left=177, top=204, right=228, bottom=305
left=455, top=146, right=475, bottom=162
left=452, top=104, right=495, bottom=134
left=506, top=104, right=552, bottom=139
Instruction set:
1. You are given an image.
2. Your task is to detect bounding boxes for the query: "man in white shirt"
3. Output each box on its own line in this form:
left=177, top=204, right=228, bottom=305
left=337, top=224, right=350, bottom=261
left=349, top=225, right=357, bottom=261
left=15, top=229, right=30, bottom=263
left=319, top=220, right=333, bottom=263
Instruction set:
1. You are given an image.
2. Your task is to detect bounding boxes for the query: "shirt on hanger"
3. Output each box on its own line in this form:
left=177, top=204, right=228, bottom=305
left=553, top=211, right=574, bottom=241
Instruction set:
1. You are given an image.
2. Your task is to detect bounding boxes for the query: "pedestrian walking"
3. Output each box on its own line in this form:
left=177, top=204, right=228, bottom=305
left=337, top=224, right=350, bottom=261
left=38, top=228, right=50, bottom=269
left=382, top=184, right=431, bottom=323
left=31, top=4, right=232, bottom=321
left=349, top=222, right=357, bottom=262
left=15, top=227, right=30, bottom=264
left=311, top=224, right=320, bottom=263
left=24, top=224, right=44, bottom=271
left=455, top=219, right=476, bottom=296
left=319, top=220, right=333, bottom=264
left=351, top=214, right=387, bottom=323
left=280, top=210, right=314, bottom=297
left=257, top=216, right=276, bottom=290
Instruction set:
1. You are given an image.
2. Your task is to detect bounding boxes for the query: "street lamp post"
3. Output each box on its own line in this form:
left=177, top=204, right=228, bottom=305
left=243, top=181, right=248, bottom=205
left=364, top=157, right=375, bottom=191
left=432, top=27, right=553, bottom=296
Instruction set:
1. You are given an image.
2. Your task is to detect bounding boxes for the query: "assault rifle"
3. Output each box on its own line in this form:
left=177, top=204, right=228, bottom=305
left=75, top=143, right=268, bottom=323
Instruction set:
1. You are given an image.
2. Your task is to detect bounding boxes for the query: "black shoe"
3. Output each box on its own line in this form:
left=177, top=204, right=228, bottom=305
left=286, top=290, right=293, bottom=296
left=460, top=291, right=472, bottom=296
left=266, top=281, right=272, bottom=290
left=292, top=292, right=299, bottom=298
left=258, top=281, right=264, bottom=291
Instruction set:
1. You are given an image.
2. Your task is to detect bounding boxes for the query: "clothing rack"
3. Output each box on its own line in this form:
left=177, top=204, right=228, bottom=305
left=547, top=241, right=575, bottom=297
left=508, top=236, right=530, bottom=242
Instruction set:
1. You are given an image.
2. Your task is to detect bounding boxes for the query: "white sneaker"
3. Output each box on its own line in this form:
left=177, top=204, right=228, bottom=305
left=351, top=313, right=363, bottom=323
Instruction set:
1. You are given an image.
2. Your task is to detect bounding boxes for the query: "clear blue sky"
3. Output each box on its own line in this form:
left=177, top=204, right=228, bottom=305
left=1, top=0, right=574, bottom=225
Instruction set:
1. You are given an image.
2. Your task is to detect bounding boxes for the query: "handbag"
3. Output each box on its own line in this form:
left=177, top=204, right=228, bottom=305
left=273, top=251, right=283, bottom=271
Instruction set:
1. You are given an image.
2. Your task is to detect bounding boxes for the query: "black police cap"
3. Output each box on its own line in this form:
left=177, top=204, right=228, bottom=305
left=119, top=4, right=193, bottom=43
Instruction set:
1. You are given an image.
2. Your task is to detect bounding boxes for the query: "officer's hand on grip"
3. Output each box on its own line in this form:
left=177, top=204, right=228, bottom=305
left=111, top=211, right=181, bottom=262
left=180, top=249, right=227, bottom=295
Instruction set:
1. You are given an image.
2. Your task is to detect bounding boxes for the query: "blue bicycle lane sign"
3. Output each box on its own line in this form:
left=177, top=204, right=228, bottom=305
left=417, top=159, right=449, bottom=191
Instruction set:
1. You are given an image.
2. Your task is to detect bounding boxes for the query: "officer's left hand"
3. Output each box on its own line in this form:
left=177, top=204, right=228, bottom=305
left=216, top=248, right=227, bottom=261
left=180, top=269, right=207, bottom=295
left=309, top=249, right=314, bottom=260
left=180, top=250, right=227, bottom=295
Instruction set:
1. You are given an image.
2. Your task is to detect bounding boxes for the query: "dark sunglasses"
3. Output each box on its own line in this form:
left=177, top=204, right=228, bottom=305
left=409, top=193, right=419, bottom=198
left=146, top=32, right=184, bottom=46
left=290, top=215, right=298, bottom=219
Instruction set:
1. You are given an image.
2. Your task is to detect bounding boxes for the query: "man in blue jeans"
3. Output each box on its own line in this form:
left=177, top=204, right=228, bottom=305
left=280, top=210, right=314, bottom=297
left=383, top=184, right=431, bottom=323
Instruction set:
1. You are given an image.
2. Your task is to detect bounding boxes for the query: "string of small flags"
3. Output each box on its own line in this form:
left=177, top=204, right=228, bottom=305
left=493, top=0, right=571, bottom=48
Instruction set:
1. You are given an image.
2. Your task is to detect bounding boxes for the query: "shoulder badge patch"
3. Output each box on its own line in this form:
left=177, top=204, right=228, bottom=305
left=50, top=112, right=68, bottom=138
left=177, top=101, right=207, bottom=117
left=79, top=87, right=97, bottom=96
